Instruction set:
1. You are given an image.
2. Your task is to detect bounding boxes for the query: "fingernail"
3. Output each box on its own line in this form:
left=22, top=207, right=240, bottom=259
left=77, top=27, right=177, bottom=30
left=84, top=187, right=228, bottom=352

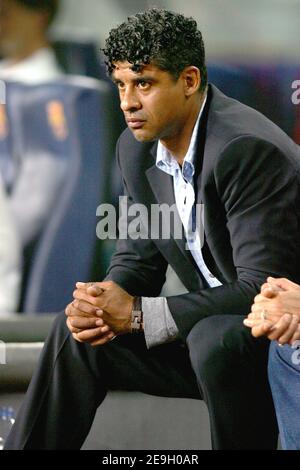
left=96, top=319, right=103, bottom=326
left=243, top=320, right=253, bottom=327
left=96, top=309, right=103, bottom=316
left=76, top=282, right=85, bottom=287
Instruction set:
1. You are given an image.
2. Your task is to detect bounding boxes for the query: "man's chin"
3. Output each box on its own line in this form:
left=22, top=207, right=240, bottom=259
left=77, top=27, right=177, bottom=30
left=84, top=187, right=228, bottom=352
left=129, top=128, right=156, bottom=143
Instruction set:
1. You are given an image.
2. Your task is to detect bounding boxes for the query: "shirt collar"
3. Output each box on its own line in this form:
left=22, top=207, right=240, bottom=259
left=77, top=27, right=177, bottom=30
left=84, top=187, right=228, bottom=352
left=156, top=92, right=207, bottom=181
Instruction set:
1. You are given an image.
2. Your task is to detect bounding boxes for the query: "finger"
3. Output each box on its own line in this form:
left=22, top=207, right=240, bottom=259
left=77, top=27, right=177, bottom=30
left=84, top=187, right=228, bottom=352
left=73, top=289, right=99, bottom=306
left=248, top=308, right=262, bottom=319
left=72, top=332, right=84, bottom=343
left=90, top=332, right=116, bottom=347
left=248, top=307, right=282, bottom=324
left=278, top=315, right=299, bottom=345
left=267, top=277, right=300, bottom=291
left=251, top=321, right=274, bottom=338
left=261, top=287, right=277, bottom=299
left=289, top=326, right=300, bottom=345
left=243, top=318, right=252, bottom=328
left=72, top=299, right=98, bottom=316
left=243, top=317, right=261, bottom=327
left=76, top=326, right=110, bottom=343
left=267, top=314, right=293, bottom=341
left=86, top=285, right=103, bottom=297
left=76, top=282, right=95, bottom=289
left=65, top=302, right=95, bottom=318
left=72, top=328, right=108, bottom=344
left=76, top=282, right=105, bottom=296
left=97, top=323, right=112, bottom=334
left=66, top=317, right=81, bottom=334
left=248, top=308, right=269, bottom=321
left=69, top=316, right=103, bottom=330
left=67, top=316, right=100, bottom=334
left=253, top=293, right=266, bottom=304
left=65, top=303, right=73, bottom=316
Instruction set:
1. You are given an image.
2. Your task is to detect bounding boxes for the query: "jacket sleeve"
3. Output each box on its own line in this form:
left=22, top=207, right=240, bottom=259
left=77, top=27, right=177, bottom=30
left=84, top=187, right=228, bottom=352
left=167, top=136, right=300, bottom=340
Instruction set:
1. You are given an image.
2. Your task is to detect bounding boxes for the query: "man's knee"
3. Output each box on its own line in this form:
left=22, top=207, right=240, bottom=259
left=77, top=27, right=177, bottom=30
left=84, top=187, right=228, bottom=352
left=51, top=310, right=68, bottom=331
left=186, top=315, right=256, bottom=381
left=43, top=310, right=70, bottom=348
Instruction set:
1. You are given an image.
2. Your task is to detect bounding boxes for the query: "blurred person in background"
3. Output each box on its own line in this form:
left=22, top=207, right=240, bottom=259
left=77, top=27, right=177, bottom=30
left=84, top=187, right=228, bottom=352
left=0, top=0, right=66, bottom=249
left=244, top=277, right=300, bottom=450
left=0, top=172, right=21, bottom=313
left=0, top=0, right=62, bottom=83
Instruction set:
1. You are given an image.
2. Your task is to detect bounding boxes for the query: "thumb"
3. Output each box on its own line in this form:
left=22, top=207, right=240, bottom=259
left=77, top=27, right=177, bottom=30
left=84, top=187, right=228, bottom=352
left=267, top=277, right=300, bottom=292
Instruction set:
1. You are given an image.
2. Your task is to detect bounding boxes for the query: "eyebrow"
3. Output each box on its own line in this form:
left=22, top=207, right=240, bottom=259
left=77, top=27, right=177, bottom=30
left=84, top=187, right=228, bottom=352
left=112, top=76, right=155, bottom=85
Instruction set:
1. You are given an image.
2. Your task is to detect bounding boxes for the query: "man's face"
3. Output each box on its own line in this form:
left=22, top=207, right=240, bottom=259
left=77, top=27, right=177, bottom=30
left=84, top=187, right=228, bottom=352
left=112, top=61, right=189, bottom=142
left=0, top=0, right=43, bottom=56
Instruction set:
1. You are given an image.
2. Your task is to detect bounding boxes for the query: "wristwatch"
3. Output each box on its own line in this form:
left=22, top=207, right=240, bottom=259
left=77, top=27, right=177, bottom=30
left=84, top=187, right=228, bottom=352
left=131, top=297, right=143, bottom=333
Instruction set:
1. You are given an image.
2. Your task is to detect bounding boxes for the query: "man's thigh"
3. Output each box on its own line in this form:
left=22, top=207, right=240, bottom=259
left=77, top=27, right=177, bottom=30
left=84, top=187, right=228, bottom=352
left=98, top=334, right=201, bottom=400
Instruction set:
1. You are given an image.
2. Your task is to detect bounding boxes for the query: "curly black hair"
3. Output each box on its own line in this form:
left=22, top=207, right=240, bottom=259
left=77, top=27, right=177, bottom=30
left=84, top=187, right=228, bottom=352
left=102, top=8, right=207, bottom=92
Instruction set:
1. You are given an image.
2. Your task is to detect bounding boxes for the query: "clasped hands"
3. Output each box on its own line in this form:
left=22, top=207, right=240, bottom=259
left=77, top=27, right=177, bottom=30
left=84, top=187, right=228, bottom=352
left=244, top=277, right=300, bottom=345
left=65, top=281, right=134, bottom=346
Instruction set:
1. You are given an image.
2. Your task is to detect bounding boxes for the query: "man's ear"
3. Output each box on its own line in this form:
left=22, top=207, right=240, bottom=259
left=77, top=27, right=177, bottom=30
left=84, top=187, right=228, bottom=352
left=181, top=66, right=201, bottom=96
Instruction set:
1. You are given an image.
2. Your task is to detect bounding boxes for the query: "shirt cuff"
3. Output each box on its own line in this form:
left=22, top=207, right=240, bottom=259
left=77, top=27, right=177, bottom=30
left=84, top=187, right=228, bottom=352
left=142, top=297, right=179, bottom=349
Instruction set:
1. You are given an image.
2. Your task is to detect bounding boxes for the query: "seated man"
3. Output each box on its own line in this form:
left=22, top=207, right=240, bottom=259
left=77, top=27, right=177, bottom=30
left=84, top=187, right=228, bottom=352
left=244, top=277, right=300, bottom=450
left=4, top=8, right=300, bottom=450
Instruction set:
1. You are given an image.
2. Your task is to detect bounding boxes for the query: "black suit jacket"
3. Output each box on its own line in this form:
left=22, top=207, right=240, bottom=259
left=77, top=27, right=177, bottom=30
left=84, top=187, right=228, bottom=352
left=106, top=84, right=300, bottom=340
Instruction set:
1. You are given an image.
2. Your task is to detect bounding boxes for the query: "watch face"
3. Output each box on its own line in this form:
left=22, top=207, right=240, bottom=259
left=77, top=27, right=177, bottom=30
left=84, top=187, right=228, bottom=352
left=131, top=297, right=143, bottom=332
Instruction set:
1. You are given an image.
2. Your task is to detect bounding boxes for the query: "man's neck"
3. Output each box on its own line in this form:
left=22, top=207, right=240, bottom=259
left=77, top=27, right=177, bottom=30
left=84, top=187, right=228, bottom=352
left=160, top=91, right=206, bottom=166
left=7, top=37, right=50, bottom=64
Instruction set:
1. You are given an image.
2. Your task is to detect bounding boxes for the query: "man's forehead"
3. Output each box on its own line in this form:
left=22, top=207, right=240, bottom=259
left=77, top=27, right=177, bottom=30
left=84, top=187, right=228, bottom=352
left=112, top=61, right=159, bottom=76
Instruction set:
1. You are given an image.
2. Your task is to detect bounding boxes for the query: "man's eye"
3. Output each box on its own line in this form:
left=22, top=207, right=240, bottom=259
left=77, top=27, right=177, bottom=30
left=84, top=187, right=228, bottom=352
left=138, top=81, right=150, bottom=89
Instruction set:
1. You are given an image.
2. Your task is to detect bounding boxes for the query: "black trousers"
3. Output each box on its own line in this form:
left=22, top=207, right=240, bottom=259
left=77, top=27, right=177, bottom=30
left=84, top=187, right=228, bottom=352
left=5, top=312, right=278, bottom=450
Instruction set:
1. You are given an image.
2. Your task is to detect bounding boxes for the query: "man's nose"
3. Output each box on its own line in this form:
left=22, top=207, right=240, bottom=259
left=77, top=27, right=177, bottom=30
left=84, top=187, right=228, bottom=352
left=120, top=89, right=141, bottom=112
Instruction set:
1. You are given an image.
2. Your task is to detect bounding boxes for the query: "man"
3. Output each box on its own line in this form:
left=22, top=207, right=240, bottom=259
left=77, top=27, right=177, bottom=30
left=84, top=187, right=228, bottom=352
left=244, top=277, right=300, bottom=449
left=0, top=1, right=66, bottom=247
left=0, top=0, right=62, bottom=83
left=5, top=8, right=300, bottom=449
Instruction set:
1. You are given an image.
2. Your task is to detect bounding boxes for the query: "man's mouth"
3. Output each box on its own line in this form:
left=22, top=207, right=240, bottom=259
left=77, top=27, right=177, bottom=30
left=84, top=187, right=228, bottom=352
left=126, top=118, right=146, bottom=129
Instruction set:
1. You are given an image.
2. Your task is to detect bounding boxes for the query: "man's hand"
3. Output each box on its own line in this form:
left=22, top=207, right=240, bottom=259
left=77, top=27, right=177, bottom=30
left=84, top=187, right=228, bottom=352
left=69, top=281, right=134, bottom=335
left=264, top=277, right=300, bottom=293
left=243, top=277, right=300, bottom=345
left=65, top=299, right=116, bottom=347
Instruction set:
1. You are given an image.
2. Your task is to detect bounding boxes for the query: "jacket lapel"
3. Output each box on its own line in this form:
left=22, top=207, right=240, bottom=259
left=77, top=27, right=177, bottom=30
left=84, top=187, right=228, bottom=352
left=146, top=137, right=209, bottom=290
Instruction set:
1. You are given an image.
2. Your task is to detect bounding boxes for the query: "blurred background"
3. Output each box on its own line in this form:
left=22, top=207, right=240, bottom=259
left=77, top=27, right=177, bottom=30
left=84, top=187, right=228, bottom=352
left=0, top=0, right=299, bottom=316
left=55, top=0, right=300, bottom=63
